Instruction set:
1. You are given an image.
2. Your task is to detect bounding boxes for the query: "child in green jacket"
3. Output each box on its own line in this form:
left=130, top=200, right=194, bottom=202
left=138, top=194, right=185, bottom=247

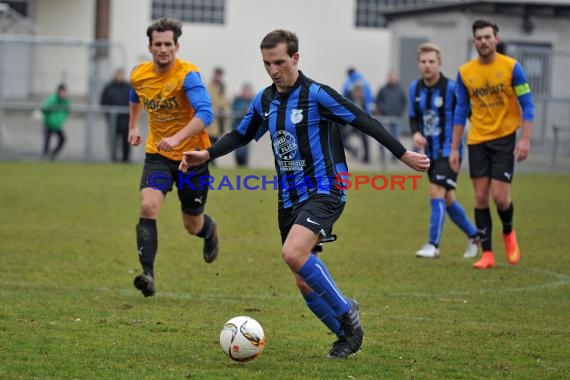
left=41, top=84, right=70, bottom=161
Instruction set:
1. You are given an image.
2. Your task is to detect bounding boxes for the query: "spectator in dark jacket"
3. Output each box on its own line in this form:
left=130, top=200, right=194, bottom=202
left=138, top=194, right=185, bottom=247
left=231, top=83, right=255, bottom=167
left=101, top=69, right=131, bottom=162
left=342, top=67, right=374, bottom=163
left=376, top=70, right=407, bottom=162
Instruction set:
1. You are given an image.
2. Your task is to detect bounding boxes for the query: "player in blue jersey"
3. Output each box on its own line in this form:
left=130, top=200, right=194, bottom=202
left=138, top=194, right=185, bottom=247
left=180, top=30, right=430, bottom=358
left=409, top=43, right=480, bottom=259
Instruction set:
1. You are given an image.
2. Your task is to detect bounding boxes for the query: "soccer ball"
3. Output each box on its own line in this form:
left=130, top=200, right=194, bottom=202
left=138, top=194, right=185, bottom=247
left=219, top=316, right=265, bottom=362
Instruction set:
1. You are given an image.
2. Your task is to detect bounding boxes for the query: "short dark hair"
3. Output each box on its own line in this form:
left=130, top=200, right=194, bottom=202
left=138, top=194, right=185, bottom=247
left=472, top=19, right=499, bottom=36
left=260, top=29, right=298, bottom=57
left=147, top=18, right=182, bottom=44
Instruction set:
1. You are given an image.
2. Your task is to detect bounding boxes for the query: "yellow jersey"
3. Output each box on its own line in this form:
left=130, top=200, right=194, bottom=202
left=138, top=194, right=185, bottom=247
left=456, top=53, right=532, bottom=144
left=130, top=58, right=213, bottom=161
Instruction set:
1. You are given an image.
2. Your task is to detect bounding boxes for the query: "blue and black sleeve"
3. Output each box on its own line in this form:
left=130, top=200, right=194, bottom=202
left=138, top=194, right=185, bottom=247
left=317, top=84, right=407, bottom=158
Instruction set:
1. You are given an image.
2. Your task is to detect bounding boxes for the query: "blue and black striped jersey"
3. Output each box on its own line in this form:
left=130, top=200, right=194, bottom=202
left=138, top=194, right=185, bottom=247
left=209, top=72, right=406, bottom=208
left=408, top=74, right=462, bottom=160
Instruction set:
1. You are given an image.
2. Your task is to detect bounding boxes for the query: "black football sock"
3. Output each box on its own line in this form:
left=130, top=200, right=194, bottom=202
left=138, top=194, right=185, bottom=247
left=475, top=208, right=492, bottom=252
left=136, top=218, right=157, bottom=276
left=497, top=202, right=514, bottom=235
left=197, top=214, right=214, bottom=239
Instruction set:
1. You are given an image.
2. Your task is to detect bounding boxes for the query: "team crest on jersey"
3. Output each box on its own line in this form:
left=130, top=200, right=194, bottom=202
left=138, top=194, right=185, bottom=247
left=273, top=130, right=298, bottom=160
left=434, top=96, right=443, bottom=108
left=422, top=109, right=441, bottom=137
left=273, top=130, right=305, bottom=171
left=290, top=109, right=303, bottom=124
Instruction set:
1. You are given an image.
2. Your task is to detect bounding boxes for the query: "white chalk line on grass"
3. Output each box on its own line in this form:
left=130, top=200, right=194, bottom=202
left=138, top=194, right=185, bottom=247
left=386, top=264, right=570, bottom=299
left=2, top=268, right=569, bottom=335
left=375, top=313, right=570, bottom=334
left=1, top=265, right=568, bottom=303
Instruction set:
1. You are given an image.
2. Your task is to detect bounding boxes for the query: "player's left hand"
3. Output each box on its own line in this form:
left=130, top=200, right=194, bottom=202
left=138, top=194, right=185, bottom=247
left=412, top=132, right=427, bottom=149
left=515, top=137, right=530, bottom=162
left=400, top=150, right=430, bottom=172
left=156, top=136, right=180, bottom=152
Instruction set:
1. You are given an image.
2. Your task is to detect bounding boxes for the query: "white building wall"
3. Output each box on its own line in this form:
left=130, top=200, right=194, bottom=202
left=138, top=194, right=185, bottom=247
left=13, top=1, right=570, bottom=100
left=35, top=0, right=94, bottom=37
left=110, top=0, right=391, bottom=98
left=32, top=0, right=95, bottom=95
left=390, top=12, right=570, bottom=78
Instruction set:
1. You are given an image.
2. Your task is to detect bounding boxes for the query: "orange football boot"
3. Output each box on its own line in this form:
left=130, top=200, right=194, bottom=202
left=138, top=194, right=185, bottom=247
left=503, top=230, right=521, bottom=265
left=473, top=251, right=495, bottom=269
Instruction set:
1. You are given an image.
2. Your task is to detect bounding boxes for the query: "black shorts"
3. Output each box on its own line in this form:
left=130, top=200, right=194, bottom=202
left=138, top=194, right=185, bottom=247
left=468, top=133, right=515, bottom=183
left=428, top=157, right=459, bottom=190
left=139, top=153, right=210, bottom=216
left=278, top=194, right=345, bottom=245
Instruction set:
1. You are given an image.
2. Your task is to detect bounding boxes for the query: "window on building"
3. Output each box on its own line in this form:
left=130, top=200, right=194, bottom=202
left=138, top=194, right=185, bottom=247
left=355, top=0, right=386, bottom=28
left=4, top=0, right=28, bottom=17
left=151, top=0, right=225, bottom=24
left=355, top=0, right=465, bottom=28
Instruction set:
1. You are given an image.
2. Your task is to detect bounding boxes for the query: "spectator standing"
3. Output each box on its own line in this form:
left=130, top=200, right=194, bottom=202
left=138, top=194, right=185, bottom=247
left=231, top=83, right=255, bottom=166
left=206, top=67, right=230, bottom=145
left=376, top=70, right=407, bottom=162
left=41, top=84, right=70, bottom=161
left=101, top=69, right=131, bottom=162
left=345, top=82, right=370, bottom=163
left=341, top=67, right=374, bottom=163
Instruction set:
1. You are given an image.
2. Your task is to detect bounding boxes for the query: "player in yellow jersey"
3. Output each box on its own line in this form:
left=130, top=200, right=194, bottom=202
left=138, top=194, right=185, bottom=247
left=450, top=19, right=535, bottom=269
left=128, top=18, right=217, bottom=296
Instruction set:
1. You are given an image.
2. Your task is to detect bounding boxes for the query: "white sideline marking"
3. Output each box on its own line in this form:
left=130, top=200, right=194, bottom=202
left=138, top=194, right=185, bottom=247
left=375, top=314, right=570, bottom=333
left=386, top=265, right=570, bottom=298
left=1, top=266, right=568, bottom=302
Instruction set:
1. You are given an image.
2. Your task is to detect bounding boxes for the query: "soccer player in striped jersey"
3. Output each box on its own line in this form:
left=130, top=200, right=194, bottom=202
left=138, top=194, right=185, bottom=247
left=128, top=18, right=218, bottom=297
left=450, top=19, right=535, bottom=269
left=409, top=43, right=480, bottom=259
left=180, top=30, right=430, bottom=358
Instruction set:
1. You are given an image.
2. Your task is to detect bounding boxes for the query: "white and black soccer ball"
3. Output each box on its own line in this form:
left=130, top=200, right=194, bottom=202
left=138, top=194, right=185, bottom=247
left=219, top=316, right=265, bottom=362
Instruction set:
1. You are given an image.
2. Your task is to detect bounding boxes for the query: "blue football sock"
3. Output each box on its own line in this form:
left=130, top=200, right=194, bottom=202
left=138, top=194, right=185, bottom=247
left=297, top=255, right=349, bottom=317
left=303, top=291, right=344, bottom=337
left=446, top=201, right=478, bottom=237
left=429, top=198, right=446, bottom=246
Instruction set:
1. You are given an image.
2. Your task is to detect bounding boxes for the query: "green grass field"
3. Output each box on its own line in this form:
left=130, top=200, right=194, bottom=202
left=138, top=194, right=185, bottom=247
left=1, top=161, right=569, bottom=379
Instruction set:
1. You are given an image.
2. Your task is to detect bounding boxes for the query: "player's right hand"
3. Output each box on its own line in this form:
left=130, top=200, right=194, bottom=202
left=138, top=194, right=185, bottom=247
left=400, top=151, right=430, bottom=172
left=179, top=150, right=210, bottom=173
left=449, top=149, right=460, bottom=172
left=128, top=128, right=142, bottom=146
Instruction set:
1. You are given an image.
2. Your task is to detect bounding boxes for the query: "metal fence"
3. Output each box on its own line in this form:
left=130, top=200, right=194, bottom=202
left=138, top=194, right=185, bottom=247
left=0, top=34, right=128, bottom=161
left=0, top=35, right=569, bottom=171
left=507, top=44, right=570, bottom=170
